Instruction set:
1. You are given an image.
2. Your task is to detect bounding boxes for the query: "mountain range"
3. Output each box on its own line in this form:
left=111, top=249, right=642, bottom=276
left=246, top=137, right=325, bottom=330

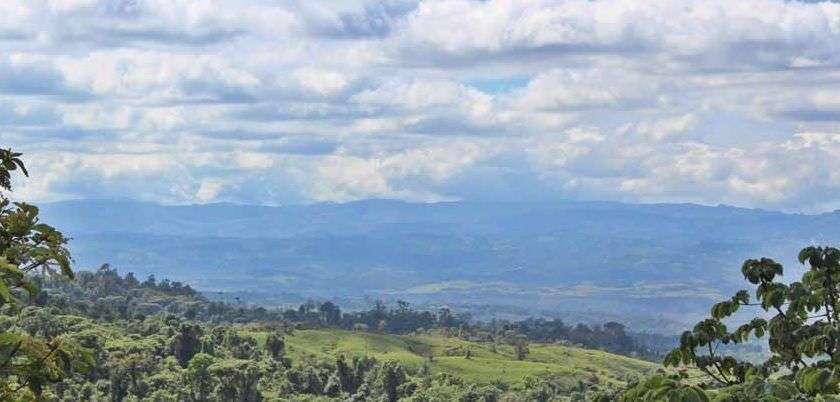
left=40, top=199, right=840, bottom=332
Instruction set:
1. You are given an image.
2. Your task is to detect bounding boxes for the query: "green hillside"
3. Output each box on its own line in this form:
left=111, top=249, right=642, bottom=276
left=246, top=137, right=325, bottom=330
left=256, top=328, right=658, bottom=388
left=8, top=263, right=666, bottom=400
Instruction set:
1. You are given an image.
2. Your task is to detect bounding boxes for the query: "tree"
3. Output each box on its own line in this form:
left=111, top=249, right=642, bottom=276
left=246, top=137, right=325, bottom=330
left=628, top=246, right=840, bottom=399
left=264, top=332, right=285, bottom=363
left=373, top=361, right=407, bottom=402
left=143, top=274, right=156, bottom=288
left=0, top=148, right=90, bottom=398
left=186, top=353, right=216, bottom=402
left=209, top=360, right=262, bottom=402
left=170, top=322, right=203, bottom=367
left=124, top=272, right=139, bottom=287
left=319, top=301, right=341, bottom=326
left=334, top=355, right=356, bottom=394
left=515, top=340, right=529, bottom=361
left=323, top=372, right=342, bottom=396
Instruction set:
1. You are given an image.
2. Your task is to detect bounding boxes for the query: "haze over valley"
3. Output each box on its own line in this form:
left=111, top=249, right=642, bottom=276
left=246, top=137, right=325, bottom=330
left=42, top=198, right=840, bottom=330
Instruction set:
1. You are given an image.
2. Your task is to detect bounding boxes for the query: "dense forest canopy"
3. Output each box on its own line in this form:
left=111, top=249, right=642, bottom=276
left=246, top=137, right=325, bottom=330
left=21, top=264, right=660, bottom=400
left=36, top=264, right=653, bottom=359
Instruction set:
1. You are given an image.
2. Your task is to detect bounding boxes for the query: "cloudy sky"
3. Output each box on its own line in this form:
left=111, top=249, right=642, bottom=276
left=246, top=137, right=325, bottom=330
left=3, top=0, right=840, bottom=211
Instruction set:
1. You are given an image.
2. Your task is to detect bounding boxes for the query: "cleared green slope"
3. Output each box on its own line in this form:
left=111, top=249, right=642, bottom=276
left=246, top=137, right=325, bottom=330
left=268, top=329, right=658, bottom=388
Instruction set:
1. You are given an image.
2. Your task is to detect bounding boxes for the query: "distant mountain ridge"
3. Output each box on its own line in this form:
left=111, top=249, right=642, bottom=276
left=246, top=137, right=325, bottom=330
left=40, top=199, right=840, bottom=332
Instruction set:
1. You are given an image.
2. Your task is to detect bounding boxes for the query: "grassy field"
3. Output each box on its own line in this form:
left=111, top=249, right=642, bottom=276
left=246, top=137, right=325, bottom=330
left=249, top=328, right=660, bottom=389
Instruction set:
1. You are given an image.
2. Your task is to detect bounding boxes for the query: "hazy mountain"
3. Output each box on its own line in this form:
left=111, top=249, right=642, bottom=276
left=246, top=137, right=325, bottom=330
left=40, top=199, right=840, bottom=331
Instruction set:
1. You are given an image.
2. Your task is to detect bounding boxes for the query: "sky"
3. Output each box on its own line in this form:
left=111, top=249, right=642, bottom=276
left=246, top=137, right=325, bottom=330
left=3, top=0, right=840, bottom=212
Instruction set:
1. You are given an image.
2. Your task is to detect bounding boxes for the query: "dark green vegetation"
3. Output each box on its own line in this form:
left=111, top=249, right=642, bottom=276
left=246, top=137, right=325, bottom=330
left=0, top=148, right=90, bottom=399
left=40, top=197, right=840, bottom=331
left=40, top=263, right=659, bottom=359
left=13, top=264, right=662, bottom=401
left=617, top=247, right=840, bottom=400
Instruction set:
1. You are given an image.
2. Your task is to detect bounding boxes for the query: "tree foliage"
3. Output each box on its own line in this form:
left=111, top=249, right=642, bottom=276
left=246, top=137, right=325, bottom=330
left=0, top=148, right=90, bottom=399
left=624, top=246, right=840, bottom=400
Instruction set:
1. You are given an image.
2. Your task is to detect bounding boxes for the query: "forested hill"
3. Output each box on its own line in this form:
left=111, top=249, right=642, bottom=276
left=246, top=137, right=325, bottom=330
left=37, top=266, right=663, bottom=360
left=16, top=266, right=659, bottom=400
left=40, top=199, right=840, bottom=330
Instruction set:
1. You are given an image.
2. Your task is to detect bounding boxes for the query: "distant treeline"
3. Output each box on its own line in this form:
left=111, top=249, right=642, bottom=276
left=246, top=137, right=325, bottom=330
left=36, top=265, right=665, bottom=360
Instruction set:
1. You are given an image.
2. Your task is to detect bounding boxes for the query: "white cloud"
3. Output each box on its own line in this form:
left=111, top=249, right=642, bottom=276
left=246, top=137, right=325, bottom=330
left=293, top=68, right=350, bottom=97
left=307, top=140, right=491, bottom=202
left=195, top=178, right=226, bottom=202
left=1, top=0, right=840, bottom=211
left=633, top=114, right=698, bottom=142
left=391, top=0, right=840, bottom=69
left=511, top=68, right=663, bottom=111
